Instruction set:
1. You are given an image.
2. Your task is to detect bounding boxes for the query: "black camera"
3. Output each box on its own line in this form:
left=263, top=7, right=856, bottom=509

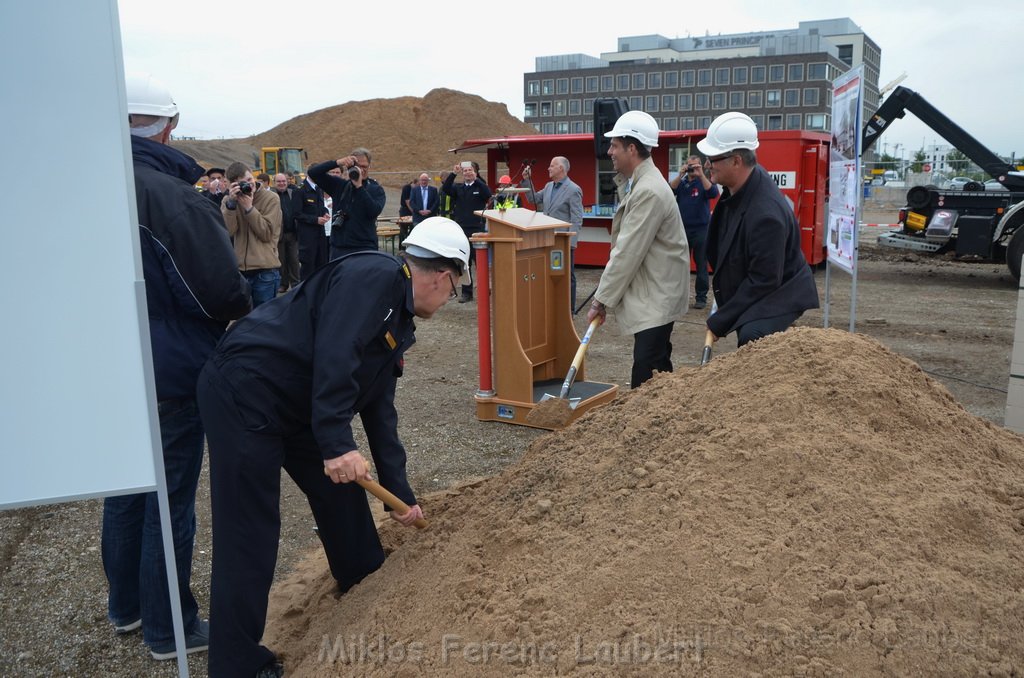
left=347, top=165, right=361, bottom=181
left=686, top=165, right=698, bottom=174
left=238, top=181, right=253, bottom=195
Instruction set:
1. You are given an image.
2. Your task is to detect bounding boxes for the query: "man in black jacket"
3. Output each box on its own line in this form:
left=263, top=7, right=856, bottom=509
left=699, top=112, right=819, bottom=346
left=308, top=148, right=387, bottom=260
left=102, top=72, right=250, bottom=662
left=441, top=161, right=491, bottom=302
left=272, top=173, right=300, bottom=292
left=197, top=217, right=470, bottom=678
left=294, top=167, right=329, bottom=281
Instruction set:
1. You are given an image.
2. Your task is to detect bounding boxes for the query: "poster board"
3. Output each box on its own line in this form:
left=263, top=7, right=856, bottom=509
left=827, top=65, right=865, bottom=274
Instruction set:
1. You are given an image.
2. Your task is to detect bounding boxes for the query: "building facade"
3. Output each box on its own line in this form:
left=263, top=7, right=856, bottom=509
left=524, top=18, right=880, bottom=138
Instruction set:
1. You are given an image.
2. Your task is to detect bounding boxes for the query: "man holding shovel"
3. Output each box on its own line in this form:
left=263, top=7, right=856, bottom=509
left=587, top=110, right=689, bottom=388
left=197, top=217, right=470, bottom=678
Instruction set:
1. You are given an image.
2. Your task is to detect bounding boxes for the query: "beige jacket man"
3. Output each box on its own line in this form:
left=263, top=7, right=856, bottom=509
left=222, top=187, right=282, bottom=271
left=595, top=157, right=689, bottom=335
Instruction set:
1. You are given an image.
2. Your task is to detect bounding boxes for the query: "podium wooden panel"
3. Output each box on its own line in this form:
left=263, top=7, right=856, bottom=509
left=471, top=208, right=617, bottom=429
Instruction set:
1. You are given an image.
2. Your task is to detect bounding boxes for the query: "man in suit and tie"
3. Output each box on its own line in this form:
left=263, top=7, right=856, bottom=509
left=409, top=173, right=439, bottom=225
left=523, top=156, right=584, bottom=310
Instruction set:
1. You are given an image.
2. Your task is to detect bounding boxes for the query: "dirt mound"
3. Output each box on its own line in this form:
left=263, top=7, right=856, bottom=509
left=264, top=328, right=1024, bottom=676
left=171, top=88, right=536, bottom=188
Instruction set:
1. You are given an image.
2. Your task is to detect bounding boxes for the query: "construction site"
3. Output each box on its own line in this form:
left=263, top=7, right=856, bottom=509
left=4, top=82, right=1024, bottom=678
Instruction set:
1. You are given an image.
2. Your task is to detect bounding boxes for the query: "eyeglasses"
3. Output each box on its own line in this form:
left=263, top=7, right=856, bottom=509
left=706, top=154, right=735, bottom=165
left=447, top=272, right=458, bottom=300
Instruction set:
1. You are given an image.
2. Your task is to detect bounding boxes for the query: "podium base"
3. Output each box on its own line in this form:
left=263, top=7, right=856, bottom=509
left=475, top=380, right=618, bottom=430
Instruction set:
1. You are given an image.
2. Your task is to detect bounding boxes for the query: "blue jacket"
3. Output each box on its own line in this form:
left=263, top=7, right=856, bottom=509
left=132, top=136, right=251, bottom=400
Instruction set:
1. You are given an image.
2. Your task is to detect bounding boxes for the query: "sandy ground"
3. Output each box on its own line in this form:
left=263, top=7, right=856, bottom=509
left=2, top=201, right=1021, bottom=677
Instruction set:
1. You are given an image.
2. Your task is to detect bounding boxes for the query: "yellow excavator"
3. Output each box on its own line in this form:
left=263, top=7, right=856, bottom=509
left=256, top=147, right=307, bottom=183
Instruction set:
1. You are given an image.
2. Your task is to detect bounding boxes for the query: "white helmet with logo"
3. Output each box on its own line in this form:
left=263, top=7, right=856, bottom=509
left=697, top=112, right=760, bottom=157
left=403, top=217, right=471, bottom=280
left=604, top=110, right=660, bottom=148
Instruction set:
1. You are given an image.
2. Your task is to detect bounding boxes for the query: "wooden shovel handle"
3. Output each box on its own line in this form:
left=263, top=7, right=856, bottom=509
left=356, top=478, right=429, bottom=529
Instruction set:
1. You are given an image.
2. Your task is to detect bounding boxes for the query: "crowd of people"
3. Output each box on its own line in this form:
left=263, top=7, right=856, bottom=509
left=110, top=71, right=818, bottom=678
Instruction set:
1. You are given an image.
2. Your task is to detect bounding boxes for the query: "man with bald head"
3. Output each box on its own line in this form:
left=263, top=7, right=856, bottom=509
left=409, top=172, right=439, bottom=225
left=523, top=156, right=584, bottom=309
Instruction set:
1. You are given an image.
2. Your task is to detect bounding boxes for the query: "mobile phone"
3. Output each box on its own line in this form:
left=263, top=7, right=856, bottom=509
left=461, top=161, right=473, bottom=169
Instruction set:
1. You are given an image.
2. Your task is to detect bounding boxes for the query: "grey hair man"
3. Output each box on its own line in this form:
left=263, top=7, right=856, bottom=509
left=523, top=155, right=584, bottom=309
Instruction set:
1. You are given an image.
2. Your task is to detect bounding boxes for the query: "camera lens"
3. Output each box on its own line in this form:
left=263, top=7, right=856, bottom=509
left=347, top=166, right=361, bottom=181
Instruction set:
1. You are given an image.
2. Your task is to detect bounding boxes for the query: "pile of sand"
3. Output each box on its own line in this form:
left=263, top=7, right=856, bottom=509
left=172, top=88, right=536, bottom=187
left=264, top=328, right=1024, bottom=676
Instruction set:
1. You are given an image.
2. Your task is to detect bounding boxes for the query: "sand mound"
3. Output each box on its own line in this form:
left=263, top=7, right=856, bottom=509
left=264, top=328, right=1024, bottom=676
left=172, top=88, right=536, bottom=187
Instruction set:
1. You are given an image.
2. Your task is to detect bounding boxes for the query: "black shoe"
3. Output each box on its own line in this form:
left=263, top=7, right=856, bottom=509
left=255, top=660, right=284, bottom=678
left=693, top=300, right=706, bottom=310
left=458, top=294, right=473, bottom=304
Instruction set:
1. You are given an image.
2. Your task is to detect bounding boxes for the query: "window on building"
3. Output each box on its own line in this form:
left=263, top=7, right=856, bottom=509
left=585, top=120, right=594, bottom=133
left=632, top=72, right=646, bottom=89
left=767, top=114, right=783, bottom=130
left=646, top=95, right=659, bottom=111
left=803, top=88, right=819, bottom=107
left=572, top=120, right=584, bottom=133
left=556, top=121, right=569, bottom=134
left=826, top=89, right=832, bottom=107
left=662, top=94, right=675, bottom=111
left=541, top=122, right=554, bottom=134
left=681, top=69, right=695, bottom=87
left=766, top=89, right=780, bottom=107
left=698, top=116, right=712, bottom=129
left=527, top=80, right=540, bottom=96
left=554, top=100, right=566, bottom=115
left=583, top=98, right=594, bottom=114
left=569, top=99, right=581, bottom=115
left=617, top=74, right=630, bottom=90
left=695, top=93, right=709, bottom=110
left=750, top=114, right=764, bottom=129
left=540, top=101, right=552, bottom=116
left=786, top=113, right=801, bottom=129
left=747, top=90, right=762, bottom=108
left=525, top=102, right=537, bottom=118
left=732, top=67, right=748, bottom=85
left=663, top=117, right=678, bottom=131
left=751, top=65, right=766, bottom=83
left=649, top=72, right=662, bottom=89
left=678, top=93, right=692, bottom=110
left=729, top=91, right=744, bottom=108
left=837, top=44, right=853, bottom=66
left=556, top=78, right=569, bottom=94
left=769, top=65, right=785, bottom=82
left=570, top=77, right=583, bottom=93
left=712, top=92, right=726, bottom=110
left=784, top=89, right=799, bottom=106
left=586, top=76, right=599, bottom=92
left=681, top=116, right=695, bottom=130
left=601, top=75, right=614, bottom=91
left=715, top=67, right=730, bottom=86
left=808, top=63, right=827, bottom=80
left=542, top=79, right=553, bottom=95
left=788, top=63, right=804, bottom=82
left=664, top=71, right=678, bottom=88
left=698, top=69, right=712, bottom=86
left=532, top=123, right=541, bottom=132
left=629, top=96, right=642, bottom=110
left=805, top=113, right=828, bottom=130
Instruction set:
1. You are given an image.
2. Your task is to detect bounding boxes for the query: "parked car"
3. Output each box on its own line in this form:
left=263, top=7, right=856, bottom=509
left=984, top=178, right=1009, bottom=191
left=947, top=177, right=972, bottom=190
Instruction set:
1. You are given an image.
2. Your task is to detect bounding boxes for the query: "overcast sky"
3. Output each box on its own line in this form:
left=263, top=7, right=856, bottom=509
left=118, top=0, right=1022, bottom=162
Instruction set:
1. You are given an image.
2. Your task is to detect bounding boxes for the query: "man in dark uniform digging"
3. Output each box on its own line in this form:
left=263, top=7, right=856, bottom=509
left=197, top=217, right=470, bottom=678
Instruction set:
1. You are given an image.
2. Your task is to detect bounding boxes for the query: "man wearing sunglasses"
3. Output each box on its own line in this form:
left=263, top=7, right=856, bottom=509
left=698, top=112, right=819, bottom=347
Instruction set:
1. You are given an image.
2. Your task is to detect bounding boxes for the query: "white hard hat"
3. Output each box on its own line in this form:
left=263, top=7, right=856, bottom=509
left=697, top=112, right=760, bottom=157
left=603, top=110, right=660, bottom=148
left=124, top=71, right=179, bottom=118
left=403, top=217, right=472, bottom=282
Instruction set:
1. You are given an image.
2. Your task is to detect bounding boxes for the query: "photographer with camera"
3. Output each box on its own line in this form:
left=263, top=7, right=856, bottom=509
left=669, top=154, right=719, bottom=310
left=221, top=161, right=283, bottom=307
left=308, top=148, right=386, bottom=260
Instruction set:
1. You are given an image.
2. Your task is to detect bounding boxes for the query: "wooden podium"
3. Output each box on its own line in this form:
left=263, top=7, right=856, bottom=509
left=471, top=208, right=617, bottom=429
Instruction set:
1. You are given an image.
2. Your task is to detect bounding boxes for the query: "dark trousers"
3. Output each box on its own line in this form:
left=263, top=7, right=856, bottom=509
left=330, top=243, right=375, bottom=260
left=736, top=311, right=802, bottom=347
left=197, top=362, right=385, bottom=678
left=631, top=321, right=675, bottom=388
left=461, top=227, right=483, bottom=299
left=101, top=398, right=204, bottom=648
left=685, top=226, right=709, bottom=303
left=570, top=248, right=577, bottom=312
left=297, top=225, right=328, bottom=281
left=277, top=231, right=300, bottom=290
